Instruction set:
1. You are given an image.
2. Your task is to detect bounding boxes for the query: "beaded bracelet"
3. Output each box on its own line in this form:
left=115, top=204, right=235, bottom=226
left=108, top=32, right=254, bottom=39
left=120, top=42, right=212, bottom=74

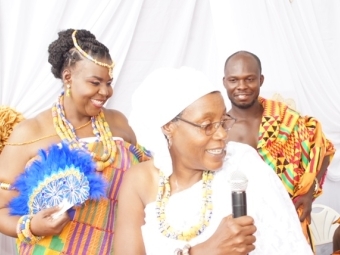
left=174, top=244, right=191, bottom=255
left=313, top=178, right=320, bottom=197
left=0, top=181, right=12, bottom=190
left=16, top=215, right=44, bottom=244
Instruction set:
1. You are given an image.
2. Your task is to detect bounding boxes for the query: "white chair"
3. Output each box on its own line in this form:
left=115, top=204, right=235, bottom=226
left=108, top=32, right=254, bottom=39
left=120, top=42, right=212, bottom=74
left=310, top=203, right=340, bottom=246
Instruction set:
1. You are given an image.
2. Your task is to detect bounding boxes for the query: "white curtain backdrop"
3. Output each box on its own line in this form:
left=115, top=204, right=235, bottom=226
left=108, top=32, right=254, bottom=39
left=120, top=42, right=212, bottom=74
left=0, top=1, right=339, bottom=254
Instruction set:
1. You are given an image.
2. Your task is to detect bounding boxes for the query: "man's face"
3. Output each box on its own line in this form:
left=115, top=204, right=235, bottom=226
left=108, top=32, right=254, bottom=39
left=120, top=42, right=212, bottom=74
left=223, top=53, right=264, bottom=109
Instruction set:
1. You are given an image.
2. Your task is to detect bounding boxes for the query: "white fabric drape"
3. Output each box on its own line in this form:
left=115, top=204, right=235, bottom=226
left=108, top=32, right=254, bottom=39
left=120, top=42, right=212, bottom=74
left=0, top=0, right=146, bottom=118
left=0, top=1, right=339, bottom=254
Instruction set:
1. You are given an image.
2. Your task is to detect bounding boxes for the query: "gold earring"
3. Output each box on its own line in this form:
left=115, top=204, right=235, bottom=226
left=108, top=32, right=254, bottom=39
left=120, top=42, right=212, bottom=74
left=66, top=84, right=71, bottom=97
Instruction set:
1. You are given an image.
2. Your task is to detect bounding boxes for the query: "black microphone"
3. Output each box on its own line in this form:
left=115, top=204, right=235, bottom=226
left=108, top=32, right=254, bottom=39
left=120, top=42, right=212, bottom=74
left=230, top=171, right=248, bottom=218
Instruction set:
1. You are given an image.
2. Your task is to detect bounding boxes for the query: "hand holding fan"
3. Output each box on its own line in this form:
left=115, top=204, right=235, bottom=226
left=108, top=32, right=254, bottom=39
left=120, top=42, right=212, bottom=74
left=9, top=142, right=107, bottom=216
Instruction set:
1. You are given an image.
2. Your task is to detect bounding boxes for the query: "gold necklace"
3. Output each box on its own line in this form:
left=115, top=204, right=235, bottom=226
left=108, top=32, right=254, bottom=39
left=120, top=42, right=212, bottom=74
left=4, top=119, right=91, bottom=146
left=53, top=94, right=116, bottom=171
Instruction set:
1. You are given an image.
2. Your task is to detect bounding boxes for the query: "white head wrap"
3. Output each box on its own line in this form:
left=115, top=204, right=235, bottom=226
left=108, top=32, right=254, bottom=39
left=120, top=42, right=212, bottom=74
left=130, top=66, right=220, bottom=177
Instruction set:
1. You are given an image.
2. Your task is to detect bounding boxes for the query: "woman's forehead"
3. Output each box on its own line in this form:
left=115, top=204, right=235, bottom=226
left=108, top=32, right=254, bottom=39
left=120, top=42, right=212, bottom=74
left=73, top=59, right=112, bottom=77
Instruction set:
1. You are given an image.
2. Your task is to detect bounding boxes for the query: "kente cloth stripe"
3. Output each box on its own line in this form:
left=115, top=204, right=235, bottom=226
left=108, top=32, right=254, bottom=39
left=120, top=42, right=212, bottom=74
left=257, top=97, right=335, bottom=198
left=16, top=139, right=151, bottom=255
left=257, top=97, right=336, bottom=252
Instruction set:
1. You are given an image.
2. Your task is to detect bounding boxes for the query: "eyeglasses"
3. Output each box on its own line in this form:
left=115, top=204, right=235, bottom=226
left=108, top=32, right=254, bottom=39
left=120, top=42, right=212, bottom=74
left=174, top=114, right=236, bottom=136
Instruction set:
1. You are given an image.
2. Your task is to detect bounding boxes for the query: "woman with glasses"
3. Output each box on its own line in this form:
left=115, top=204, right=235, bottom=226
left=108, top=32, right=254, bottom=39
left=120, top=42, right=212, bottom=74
left=113, top=67, right=313, bottom=255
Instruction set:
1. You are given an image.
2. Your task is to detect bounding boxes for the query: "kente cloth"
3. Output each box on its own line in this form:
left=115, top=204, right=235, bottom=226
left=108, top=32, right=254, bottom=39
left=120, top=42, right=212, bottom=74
left=257, top=97, right=336, bottom=250
left=141, top=142, right=313, bottom=255
left=16, top=137, right=151, bottom=255
left=257, top=97, right=335, bottom=197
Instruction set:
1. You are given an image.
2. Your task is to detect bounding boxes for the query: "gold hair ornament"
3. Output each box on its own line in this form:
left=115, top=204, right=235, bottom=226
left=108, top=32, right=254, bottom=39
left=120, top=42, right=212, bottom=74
left=72, top=30, right=115, bottom=79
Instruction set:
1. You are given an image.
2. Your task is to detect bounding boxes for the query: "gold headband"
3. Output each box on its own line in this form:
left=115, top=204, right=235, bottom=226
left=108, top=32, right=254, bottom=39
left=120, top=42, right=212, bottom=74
left=72, top=30, right=115, bottom=79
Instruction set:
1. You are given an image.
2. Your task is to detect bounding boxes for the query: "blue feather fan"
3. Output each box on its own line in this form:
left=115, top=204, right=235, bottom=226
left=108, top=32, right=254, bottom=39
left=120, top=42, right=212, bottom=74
left=9, top=142, right=107, bottom=216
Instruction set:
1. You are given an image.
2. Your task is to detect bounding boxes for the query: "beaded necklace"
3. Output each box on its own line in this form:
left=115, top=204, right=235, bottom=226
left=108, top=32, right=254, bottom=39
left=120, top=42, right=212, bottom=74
left=52, top=93, right=116, bottom=171
left=156, top=170, right=215, bottom=241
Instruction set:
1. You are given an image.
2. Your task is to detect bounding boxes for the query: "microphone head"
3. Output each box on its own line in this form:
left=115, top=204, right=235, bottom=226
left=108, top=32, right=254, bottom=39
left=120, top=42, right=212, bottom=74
left=229, top=170, right=248, bottom=192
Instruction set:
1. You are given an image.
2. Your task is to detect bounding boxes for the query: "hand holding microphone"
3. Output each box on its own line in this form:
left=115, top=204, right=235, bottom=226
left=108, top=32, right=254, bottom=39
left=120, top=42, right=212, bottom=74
left=230, top=170, right=248, bottom=218
left=226, top=170, right=255, bottom=254
left=196, top=171, right=256, bottom=255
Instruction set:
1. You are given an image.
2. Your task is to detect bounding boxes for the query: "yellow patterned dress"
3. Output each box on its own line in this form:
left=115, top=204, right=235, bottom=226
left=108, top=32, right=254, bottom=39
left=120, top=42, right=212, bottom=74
left=257, top=97, right=335, bottom=251
left=16, top=138, right=151, bottom=255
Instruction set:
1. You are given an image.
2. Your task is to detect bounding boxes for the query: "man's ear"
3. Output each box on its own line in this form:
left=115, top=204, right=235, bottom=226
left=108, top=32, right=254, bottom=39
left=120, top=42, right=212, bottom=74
left=222, top=76, right=226, bottom=87
left=260, top=74, right=265, bottom=87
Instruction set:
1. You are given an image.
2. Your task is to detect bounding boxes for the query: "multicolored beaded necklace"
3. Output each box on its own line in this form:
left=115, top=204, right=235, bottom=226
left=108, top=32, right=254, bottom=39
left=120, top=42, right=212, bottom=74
left=52, top=92, right=116, bottom=171
left=156, top=170, right=215, bottom=241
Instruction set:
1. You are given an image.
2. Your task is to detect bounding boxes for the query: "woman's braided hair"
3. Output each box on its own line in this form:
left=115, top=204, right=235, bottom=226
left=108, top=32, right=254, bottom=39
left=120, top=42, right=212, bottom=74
left=48, top=29, right=111, bottom=79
